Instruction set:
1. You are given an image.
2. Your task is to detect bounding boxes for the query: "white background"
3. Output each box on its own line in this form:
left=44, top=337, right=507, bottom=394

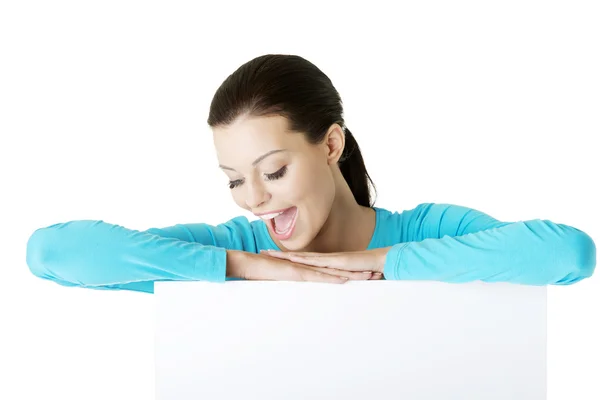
left=1, top=1, right=598, bottom=399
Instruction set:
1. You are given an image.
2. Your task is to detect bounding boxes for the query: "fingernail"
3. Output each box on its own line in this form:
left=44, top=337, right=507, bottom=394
left=362, top=271, right=372, bottom=274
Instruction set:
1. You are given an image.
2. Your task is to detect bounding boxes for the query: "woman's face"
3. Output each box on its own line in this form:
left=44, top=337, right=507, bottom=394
left=212, top=114, right=337, bottom=250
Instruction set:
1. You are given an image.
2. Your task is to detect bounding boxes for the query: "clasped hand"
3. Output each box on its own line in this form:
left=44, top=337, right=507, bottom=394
left=229, top=247, right=389, bottom=284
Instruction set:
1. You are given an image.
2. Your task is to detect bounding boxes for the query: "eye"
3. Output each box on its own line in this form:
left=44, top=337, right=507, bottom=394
left=228, top=179, right=243, bottom=189
left=227, top=166, right=287, bottom=190
left=265, top=166, right=287, bottom=181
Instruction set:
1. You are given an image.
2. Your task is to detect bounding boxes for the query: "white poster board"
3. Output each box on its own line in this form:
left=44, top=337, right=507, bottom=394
left=155, top=280, right=546, bottom=400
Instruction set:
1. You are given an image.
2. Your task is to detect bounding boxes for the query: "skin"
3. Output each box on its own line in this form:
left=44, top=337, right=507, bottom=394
left=212, top=113, right=377, bottom=255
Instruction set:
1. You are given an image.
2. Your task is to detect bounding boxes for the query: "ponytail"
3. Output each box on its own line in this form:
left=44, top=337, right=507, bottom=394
left=206, top=54, right=376, bottom=206
left=338, top=127, right=376, bottom=207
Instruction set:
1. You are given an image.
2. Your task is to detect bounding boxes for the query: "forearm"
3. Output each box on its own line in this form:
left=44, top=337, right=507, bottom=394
left=226, top=249, right=251, bottom=279
left=382, top=219, right=596, bottom=285
left=26, top=220, right=228, bottom=292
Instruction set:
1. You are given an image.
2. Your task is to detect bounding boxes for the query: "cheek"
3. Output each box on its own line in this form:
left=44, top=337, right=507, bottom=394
left=296, top=166, right=335, bottom=214
left=284, top=166, right=324, bottom=201
left=231, top=190, right=246, bottom=209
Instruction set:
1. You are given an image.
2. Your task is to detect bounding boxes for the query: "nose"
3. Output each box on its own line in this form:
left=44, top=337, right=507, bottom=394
left=245, top=179, right=270, bottom=209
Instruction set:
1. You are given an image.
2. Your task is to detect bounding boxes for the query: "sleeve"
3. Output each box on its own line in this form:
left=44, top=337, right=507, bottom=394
left=382, top=203, right=597, bottom=285
left=25, top=216, right=257, bottom=294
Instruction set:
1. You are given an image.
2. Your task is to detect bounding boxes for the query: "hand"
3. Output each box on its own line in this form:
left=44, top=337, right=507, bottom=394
left=260, top=247, right=392, bottom=277
left=226, top=250, right=382, bottom=283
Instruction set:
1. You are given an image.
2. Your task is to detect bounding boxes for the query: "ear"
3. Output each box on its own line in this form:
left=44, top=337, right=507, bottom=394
left=323, top=123, right=345, bottom=165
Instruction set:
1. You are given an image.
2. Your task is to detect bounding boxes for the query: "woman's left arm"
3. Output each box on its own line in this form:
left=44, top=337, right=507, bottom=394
left=382, top=203, right=596, bottom=285
left=264, top=203, right=597, bottom=285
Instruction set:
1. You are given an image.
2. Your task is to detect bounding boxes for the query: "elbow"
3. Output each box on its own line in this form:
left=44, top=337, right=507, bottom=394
left=26, top=228, right=52, bottom=279
left=574, top=231, right=597, bottom=279
left=26, top=221, right=97, bottom=288
left=26, top=222, right=68, bottom=281
left=556, top=230, right=596, bottom=284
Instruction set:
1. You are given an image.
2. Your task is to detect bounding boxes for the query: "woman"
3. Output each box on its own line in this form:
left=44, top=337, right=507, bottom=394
left=25, top=54, right=596, bottom=294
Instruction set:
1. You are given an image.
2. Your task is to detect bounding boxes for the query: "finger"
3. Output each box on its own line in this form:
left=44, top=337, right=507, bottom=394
left=306, top=266, right=373, bottom=281
left=261, top=250, right=339, bottom=259
left=369, top=272, right=384, bottom=280
left=288, top=255, right=334, bottom=268
left=263, top=253, right=324, bottom=269
left=261, top=251, right=337, bottom=268
left=299, top=267, right=349, bottom=284
left=251, top=255, right=355, bottom=284
left=260, top=250, right=288, bottom=258
left=244, top=261, right=347, bottom=284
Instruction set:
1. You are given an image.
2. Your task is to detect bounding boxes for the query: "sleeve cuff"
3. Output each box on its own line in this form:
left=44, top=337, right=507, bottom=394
left=195, top=245, right=227, bottom=282
left=383, top=242, right=410, bottom=280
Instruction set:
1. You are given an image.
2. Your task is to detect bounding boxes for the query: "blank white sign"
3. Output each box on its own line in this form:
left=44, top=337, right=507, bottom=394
left=155, top=280, right=546, bottom=400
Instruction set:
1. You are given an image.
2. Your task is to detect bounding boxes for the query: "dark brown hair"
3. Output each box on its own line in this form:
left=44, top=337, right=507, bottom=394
left=207, top=54, right=376, bottom=207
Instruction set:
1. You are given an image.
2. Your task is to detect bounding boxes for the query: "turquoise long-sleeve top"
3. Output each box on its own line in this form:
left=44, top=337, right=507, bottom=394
left=25, top=202, right=596, bottom=294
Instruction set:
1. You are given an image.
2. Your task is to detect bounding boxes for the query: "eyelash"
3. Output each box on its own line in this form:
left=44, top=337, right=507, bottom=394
left=228, top=166, right=288, bottom=189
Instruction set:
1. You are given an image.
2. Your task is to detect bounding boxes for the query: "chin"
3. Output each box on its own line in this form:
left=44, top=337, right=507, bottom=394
left=279, top=235, right=308, bottom=251
left=272, top=207, right=322, bottom=251
left=284, top=227, right=319, bottom=252
left=276, top=226, right=310, bottom=251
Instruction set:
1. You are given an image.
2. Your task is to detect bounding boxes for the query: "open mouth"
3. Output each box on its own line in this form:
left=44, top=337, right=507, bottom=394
left=269, top=206, right=298, bottom=240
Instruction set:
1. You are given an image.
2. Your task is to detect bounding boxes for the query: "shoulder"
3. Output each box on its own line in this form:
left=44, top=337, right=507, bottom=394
left=374, top=202, right=508, bottom=243
left=145, top=215, right=260, bottom=251
left=374, top=202, right=433, bottom=230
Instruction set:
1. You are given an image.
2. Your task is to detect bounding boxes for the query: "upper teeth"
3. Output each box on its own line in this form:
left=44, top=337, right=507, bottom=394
left=259, top=211, right=285, bottom=220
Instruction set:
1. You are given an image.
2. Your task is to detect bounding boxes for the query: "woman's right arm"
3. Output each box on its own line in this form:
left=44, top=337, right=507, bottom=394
left=25, top=216, right=254, bottom=294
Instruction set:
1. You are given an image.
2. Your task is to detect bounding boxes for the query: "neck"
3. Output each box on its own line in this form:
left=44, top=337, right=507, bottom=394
left=302, top=172, right=375, bottom=253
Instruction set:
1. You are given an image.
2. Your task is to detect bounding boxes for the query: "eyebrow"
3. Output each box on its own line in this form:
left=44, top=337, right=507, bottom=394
left=219, top=149, right=288, bottom=171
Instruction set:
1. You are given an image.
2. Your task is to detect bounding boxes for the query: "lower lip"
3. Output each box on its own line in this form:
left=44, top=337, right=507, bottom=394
left=270, top=207, right=298, bottom=241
